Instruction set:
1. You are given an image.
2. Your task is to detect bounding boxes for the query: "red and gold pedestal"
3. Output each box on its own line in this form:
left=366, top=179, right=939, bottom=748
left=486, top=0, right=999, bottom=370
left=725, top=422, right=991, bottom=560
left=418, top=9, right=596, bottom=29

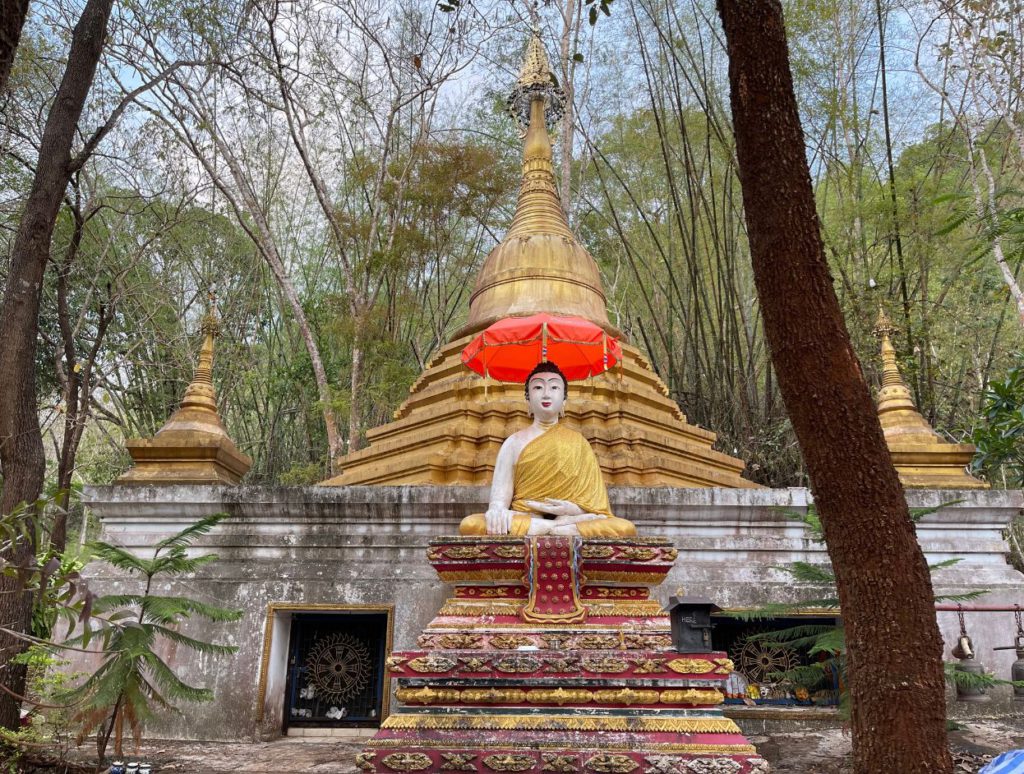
left=358, top=536, right=768, bottom=774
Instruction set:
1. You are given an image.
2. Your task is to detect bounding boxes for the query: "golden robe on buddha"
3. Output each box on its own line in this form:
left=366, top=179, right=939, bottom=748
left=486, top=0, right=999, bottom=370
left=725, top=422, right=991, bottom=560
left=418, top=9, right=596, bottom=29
left=460, top=424, right=637, bottom=538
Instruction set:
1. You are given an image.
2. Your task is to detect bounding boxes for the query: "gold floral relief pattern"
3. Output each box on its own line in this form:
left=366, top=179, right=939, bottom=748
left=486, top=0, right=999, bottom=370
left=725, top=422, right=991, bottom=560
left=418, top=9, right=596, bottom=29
left=543, top=656, right=579, bottom=673
left=592, top=688, right=658, bottom=705
left=585, top=754, right=639, bottom=773
left=659, top=689, right=723, bottom=706
left=483, top=754, right=536, bottom=772
left=684, top=759, right=742, bottom=774
left=581, top=655, right=629, bottom=673
left=575, top=634, right=620, bottom=649
left=664, top=658, right=716, bottom=675
left=407, top=655, right=457, bottom=673
left=631, top=657, right=666, bottom=674
left=395, top=686, right=461, bottom=704
left=580, top=545, right=615, bottom=559
left=494, top=655, right=543, bottom=673
left=439, top=601, right=523, bottom=617
left=458, top=656, right=491, bottom=672
left=436, top=633, right=484, bottom=649
left=539, top=634, right=573, bottom=649
left=616, top=547, right=659, bottom=562
left=440, top=753, right=478, bottom=771
left=661, top=548, right=679, bottom=561
left=641, top=757, right=685, bottom=774
left=444, top=545, right=491, bottom=560
left=712, top=658, right=734, bottom=674
left=542, top=754, right=580, bottom=772
left=525, top=687, right=591, bottom=705
left=461, top=688, right=527, bottom=704
left=493, top=544, right=526, bottom=559
left=490, top=634, right=535, bottom=649
left=382, top=752, right=433, bottom=772
left=355, top=752, right=376, bottom=771
left=584, top=601, right=664, bottom=616
left=384, top=655, right=406, bottom=670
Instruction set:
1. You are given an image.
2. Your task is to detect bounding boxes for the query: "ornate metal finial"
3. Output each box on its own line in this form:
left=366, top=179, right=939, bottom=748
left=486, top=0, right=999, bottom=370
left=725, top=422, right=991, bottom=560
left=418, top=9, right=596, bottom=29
left=201, top=290, right=221, bottom=339
left=506, top=32, right=566, bottom=132
left=873, top=306, right=896, bottom=339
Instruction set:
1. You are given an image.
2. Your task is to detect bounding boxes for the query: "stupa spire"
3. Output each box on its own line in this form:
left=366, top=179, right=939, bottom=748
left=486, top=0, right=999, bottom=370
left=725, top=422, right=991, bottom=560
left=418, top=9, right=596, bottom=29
left=459, top=32, right=611, bottom=336
left=118, top=294, right=252, bottom=485
left=872, top=307, right=987, bottom=489
left=874, top=307, right=915, bottom=411
left=177, top=304, right=220, bottom=417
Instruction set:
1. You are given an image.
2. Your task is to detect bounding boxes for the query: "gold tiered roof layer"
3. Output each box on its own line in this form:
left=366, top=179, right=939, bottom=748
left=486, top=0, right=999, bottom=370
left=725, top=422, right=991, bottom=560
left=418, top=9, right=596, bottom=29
left=324, top=336, right=749, bottom=486
left=874, top=310, right=987, bottom=489
left=324, top=35, right=751, bottom=489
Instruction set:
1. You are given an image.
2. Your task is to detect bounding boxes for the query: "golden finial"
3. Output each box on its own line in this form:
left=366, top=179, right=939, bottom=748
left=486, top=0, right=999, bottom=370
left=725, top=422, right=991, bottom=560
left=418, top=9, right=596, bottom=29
left=873, top=306, right=897, bottom=339
left=517, top=33, right=554, bottom=90
left=507, top=31, right=565, bottom=132
left=185, top=293, right=219, bottom=401
left=873, top=307, right=904, bottom=393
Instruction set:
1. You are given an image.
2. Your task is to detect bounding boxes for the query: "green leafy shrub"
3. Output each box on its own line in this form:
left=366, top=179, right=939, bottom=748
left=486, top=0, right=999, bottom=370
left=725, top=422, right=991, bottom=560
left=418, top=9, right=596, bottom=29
left=973, top=363, right=1024, bottom=487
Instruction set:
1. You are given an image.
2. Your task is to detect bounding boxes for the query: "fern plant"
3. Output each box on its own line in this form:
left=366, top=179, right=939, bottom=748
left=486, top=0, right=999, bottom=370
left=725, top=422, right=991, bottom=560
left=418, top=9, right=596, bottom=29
left=60, top=513, right=241, bottom=766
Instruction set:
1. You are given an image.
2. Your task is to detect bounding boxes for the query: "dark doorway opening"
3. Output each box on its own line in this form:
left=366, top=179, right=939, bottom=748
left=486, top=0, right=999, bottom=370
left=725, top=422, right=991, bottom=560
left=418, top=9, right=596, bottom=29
left=283, top=611, right=389, bottom=730
left=713, top=613, right=842, bottom=706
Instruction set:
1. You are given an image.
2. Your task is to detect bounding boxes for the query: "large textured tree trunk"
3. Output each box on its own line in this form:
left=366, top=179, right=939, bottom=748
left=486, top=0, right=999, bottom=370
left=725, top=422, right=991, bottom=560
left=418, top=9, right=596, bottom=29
left=0, top=0, right=114, bottom=731
left=0, top=0, right=30, bottom=93
left=716, top=2, right=952, bottom=772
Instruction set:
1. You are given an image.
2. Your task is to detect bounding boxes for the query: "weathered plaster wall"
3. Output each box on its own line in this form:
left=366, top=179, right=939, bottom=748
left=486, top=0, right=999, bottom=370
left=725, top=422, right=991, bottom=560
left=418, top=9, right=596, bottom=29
left=79, top=485, right=1023, bottom=742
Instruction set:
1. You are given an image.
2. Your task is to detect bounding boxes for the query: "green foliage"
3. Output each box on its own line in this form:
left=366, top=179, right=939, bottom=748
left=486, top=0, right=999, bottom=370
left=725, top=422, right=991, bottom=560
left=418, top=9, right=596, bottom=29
left=943, top=661, right=1024, bottom=694
left=972, top=362, right=1024, bottom=486
left=60, top=513, right=241, bottom=761
left=0, top=647, right=85, bottom=773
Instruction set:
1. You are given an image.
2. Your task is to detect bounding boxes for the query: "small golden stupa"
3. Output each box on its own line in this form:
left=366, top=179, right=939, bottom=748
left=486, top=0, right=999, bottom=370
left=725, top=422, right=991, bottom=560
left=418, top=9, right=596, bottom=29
left=873, top=308, right=987, bottom=489
left=324, top=35, right=753, bottom=488
left=118, top=303, right=252, bottom=485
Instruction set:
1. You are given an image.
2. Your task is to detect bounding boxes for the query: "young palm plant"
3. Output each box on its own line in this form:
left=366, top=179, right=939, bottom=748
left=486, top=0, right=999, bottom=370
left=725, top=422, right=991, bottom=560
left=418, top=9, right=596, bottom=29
left=61, top=513, right=241, bottom=766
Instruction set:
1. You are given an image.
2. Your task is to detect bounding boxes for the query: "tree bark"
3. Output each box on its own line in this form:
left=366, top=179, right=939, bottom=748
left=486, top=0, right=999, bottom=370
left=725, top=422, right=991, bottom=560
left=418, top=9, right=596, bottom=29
left=0, top=0, right=114, bottom=731
left=716, top=2, right=952, bottom=772
left=0, top=0, right=30, bottom=93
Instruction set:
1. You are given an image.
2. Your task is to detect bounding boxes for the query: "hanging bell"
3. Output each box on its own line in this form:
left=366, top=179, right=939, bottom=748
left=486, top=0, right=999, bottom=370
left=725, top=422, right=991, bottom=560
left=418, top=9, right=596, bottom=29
left=952, top=634, right=991, bottom=703
left=952, top=634, right=975, bottom=660
left=993, top=634, right=1024, bottom=702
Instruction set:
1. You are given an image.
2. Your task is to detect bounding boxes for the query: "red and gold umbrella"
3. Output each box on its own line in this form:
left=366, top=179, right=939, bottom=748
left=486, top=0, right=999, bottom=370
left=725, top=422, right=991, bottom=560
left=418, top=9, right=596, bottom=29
left=461, top=313, right=621, bottom=383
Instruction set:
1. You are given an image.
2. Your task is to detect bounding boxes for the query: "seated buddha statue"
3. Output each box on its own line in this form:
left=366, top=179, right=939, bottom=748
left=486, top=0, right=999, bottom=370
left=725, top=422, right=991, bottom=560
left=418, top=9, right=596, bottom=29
left=459, top=361, right=636, bottom=538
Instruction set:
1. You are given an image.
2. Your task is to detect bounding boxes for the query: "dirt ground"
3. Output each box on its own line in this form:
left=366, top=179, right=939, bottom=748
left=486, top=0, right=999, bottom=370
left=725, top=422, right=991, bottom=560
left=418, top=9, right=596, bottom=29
left=16, top=717, right=1021, bottom=774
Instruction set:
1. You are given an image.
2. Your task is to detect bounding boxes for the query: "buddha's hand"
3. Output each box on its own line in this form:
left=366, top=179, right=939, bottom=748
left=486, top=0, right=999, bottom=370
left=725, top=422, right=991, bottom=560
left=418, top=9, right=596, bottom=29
left=551, top=512, right=604, bottom=526
left=523, top=498, right=584, bottom=517
left=484, top=506, right=516, bottom=535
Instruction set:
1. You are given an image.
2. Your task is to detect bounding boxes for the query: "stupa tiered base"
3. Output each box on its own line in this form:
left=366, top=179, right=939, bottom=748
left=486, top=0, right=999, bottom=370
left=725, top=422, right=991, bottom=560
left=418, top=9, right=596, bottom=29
left=359, top=536, right=767, bottom=773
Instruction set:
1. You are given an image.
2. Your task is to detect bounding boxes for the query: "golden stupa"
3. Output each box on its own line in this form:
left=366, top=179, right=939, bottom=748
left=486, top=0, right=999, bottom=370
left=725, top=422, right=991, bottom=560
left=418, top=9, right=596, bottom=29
left=323, top=35, right=752, bottom=488
left=873, top=309, right=987, bottom=489
left=118, top=305, right=252, bottom=485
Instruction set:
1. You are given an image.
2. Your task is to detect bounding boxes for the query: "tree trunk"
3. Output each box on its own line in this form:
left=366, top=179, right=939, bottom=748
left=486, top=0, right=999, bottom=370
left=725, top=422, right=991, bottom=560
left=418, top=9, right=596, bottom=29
left=348, top=339, right=363, bottom=452
left=0, top=0, right=114, bottom=731
left=715, top=2, right=952, bottom=772
left=0, top=0, right=30, bottom=93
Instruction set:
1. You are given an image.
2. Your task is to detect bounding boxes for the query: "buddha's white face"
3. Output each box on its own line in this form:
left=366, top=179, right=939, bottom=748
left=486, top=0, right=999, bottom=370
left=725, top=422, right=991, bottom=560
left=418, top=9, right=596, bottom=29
left=527, top=373, right=565, bottom=423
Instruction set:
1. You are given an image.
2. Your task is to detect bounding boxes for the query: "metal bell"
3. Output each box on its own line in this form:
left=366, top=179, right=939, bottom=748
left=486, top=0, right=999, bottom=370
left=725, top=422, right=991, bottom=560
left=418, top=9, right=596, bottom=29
left=993, top=633, right=1024, bottom=702
left=952, top=634, right=975, bottom=660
